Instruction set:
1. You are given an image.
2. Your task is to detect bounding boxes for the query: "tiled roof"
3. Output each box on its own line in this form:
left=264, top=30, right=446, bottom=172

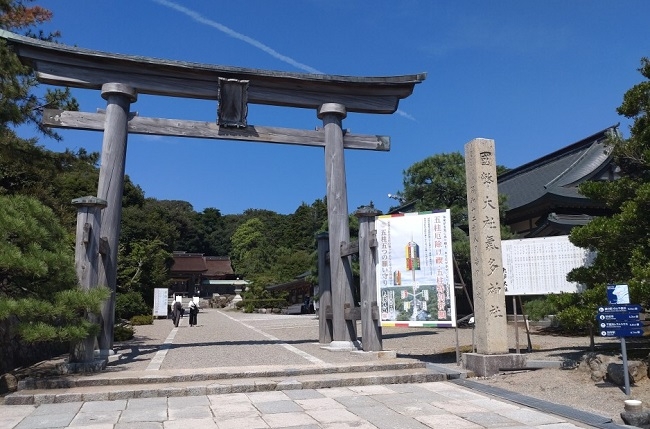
left=498, top=125, right=618, bottom=218
left=170, top=254, right=207, bottom=273
left=205, top=256, right=234, bottom=276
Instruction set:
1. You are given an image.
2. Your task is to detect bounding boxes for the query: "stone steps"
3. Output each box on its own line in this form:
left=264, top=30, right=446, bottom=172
left=4, top=360, right=466, bottom=405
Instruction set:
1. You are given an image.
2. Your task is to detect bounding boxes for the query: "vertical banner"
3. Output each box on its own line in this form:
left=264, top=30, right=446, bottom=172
left=153, top=288, right=169, bottom=317
left=376, top=210, right=456, bottom=327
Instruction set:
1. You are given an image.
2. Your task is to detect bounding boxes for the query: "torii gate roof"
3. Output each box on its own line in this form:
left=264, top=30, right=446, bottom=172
left=1, top=30, right=425, bottom=114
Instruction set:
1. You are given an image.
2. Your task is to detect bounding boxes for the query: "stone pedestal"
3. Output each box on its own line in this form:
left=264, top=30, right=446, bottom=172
left=463, top=353, right=526, bottom=377
left=58, top=358, right=107, bottom=374
left=321, top=340, right=361, bottom=352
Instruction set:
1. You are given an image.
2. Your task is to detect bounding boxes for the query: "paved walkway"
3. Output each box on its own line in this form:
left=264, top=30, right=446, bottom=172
left=0, top=308, right=627, bottom=428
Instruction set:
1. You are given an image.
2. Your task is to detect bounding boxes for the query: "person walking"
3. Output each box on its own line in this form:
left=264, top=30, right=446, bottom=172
left=189, top=299, right=198, bottom=327
left=172, top=300, right=183, bottom=327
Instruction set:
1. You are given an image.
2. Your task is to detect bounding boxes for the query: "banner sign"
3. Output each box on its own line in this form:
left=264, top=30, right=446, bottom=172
left=376, top=210, right=456, bottom=328
left=502, top=235, right=594, bottom=295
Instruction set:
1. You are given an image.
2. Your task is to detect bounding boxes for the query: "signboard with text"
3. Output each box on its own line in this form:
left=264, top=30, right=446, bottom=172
left=502, top=235, right=595, bottom=295
left=376, top=210, right=456, bottom=328
left=596, top=304, right=644, bottom=337
left=153, top=288, right=169, bottom=317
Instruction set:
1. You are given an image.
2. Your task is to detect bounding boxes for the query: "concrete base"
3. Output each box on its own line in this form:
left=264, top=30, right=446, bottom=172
left=462, top=353, right=527, bottom=377
left=96, top=349, right=115, bottom=358
left=321, top=340, right=361, bottom=352
left=57, top=358, right=107, bottom=374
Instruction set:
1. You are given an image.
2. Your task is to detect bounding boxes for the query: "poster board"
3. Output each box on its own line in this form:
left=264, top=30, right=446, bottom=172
left=153, top=288, right=169, bottom=317
left=376, top=210, right=456, bottom=327
left=502, top=235, right=594, bottom=295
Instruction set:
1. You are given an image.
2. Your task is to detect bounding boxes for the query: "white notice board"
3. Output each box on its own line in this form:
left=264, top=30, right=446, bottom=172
left=502, top=235, right=594, bottom=295
left=153, top=288, right=169, bottom=316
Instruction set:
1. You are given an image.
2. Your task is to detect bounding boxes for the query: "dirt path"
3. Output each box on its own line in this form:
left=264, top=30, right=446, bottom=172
left=392, top=323, right=650, bottom=426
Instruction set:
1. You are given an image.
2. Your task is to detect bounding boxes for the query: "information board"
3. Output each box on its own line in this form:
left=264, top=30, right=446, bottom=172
left=376, top=210, right=456, bottom=328
left=153, top=288, right=169, bottom=317
left=502, top=235, right=594, bottom=296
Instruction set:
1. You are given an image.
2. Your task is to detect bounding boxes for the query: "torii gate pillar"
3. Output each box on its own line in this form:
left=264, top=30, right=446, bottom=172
left=96, top=83, right=137, bottom=356
left=318, top=103, right=358, bottom=350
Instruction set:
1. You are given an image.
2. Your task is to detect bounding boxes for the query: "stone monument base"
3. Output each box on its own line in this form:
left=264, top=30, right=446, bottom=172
left=321, top=340, right=361, bottom=352
left=463, top=353, right=527, bottom=377
left=57, top=358, right=107, bottom=374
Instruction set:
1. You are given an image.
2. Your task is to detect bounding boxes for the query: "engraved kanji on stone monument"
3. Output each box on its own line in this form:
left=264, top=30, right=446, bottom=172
left=465, top=138, right=508, bottom=354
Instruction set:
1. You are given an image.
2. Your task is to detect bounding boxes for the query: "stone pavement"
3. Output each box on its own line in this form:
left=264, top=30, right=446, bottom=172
left=0, top=308, right=630, bottom=428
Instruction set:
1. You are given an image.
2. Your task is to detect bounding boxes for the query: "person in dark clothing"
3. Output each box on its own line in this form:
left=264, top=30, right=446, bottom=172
left=172, top=301, right=183, bottom=327
left=189, top=300, right=198, bottom=327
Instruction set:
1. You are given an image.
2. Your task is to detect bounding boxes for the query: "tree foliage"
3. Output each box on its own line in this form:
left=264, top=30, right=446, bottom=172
left=0, top=286, right=109, bottom=343
left=563, top=58, right=650, bottom=328
left=0, top=194, right=77, bottom=298
left=0, top=194, right=110, bottom=344
left=393, top=152, right=512, bottom=307
left=397, top=152, right=469, bottom=226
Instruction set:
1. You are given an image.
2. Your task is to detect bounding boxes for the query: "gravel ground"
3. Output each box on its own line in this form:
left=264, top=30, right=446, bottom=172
left=118, top=308, right=649, bottom=426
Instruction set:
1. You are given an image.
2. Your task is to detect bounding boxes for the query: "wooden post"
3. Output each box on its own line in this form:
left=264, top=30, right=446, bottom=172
left=71, top=196, right=106, bottom=363
left=317, top=232, right=333, bottom=344
left=96, top=83, right=137, bottom=356
left=354, top=206, right=383, bottom=352
left=318, top=103, right=357, bottom=349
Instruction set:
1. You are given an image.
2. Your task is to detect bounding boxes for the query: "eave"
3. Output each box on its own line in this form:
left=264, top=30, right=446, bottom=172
left=504, top=191, right=605, bottom=225
left=0, top=30, right=426, bottom=114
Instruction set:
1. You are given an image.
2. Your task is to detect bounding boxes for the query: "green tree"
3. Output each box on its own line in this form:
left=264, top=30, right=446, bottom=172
left=0, top=0, right=78, bottom=138
left=396, top=152, right=470, bottom=226
left=117, top=239, right=173, bottom=306
left=0, top=195, right=108, bottom=357
left=393, top=152, right=512, bottom=309
left=559, top=58, right=650, bottom=331
left=0, top=194, right=77, bottom=297
left=230, top=218, right=273, bottom=277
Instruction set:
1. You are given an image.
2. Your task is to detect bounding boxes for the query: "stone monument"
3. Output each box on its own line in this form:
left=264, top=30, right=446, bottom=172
left=463, top=138, right=525, bottom=376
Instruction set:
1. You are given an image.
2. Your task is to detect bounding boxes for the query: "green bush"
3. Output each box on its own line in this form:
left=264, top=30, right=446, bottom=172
left=114, top=324, right=134, bottom=342
left=115, top=291, right=150, bottom=320
left=130, top=314, right=153, bottom=325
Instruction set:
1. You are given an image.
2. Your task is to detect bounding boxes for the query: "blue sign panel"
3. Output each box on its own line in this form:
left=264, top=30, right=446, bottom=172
left=597, top=305, right=642, bottom=313
left=600, top=328, right=644, bottom=337
left=597, top=312, right=641, bottom=322
left=599, top=321, right=643, bottom=329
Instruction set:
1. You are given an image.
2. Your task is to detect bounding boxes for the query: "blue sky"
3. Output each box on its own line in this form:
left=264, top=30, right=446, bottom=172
left=23, top=1, right=650, bottom=215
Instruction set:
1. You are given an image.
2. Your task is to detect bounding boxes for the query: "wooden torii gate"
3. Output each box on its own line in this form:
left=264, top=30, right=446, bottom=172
left=1, top=30, right=425, bottom=357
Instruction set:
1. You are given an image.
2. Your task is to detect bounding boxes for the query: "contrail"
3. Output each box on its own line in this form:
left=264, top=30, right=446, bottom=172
left=152, top=0, right=415, bottom=120
left=395, top=109, right=416, bottom=121
left=152, top=0, right=323, bottom=74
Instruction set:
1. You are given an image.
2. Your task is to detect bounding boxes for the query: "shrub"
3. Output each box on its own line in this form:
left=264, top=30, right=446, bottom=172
left=130, top=315, right=153, bottom=325
left=115, top=291, right=150, bottom=320
left=114, top=323, right=134, bottom=342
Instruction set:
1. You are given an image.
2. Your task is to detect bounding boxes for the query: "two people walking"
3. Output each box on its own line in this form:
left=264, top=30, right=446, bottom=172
left=172, top=298, right=199, bottom=327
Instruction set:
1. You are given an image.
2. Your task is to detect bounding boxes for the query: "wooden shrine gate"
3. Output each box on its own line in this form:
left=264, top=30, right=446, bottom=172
left=1, top=29, right=424, bottom=359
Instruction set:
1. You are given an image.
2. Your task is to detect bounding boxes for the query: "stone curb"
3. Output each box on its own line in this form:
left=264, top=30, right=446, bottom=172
left=5, top=367, right=449, bottom=405
left=16, top=360, right=429, bottom=390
